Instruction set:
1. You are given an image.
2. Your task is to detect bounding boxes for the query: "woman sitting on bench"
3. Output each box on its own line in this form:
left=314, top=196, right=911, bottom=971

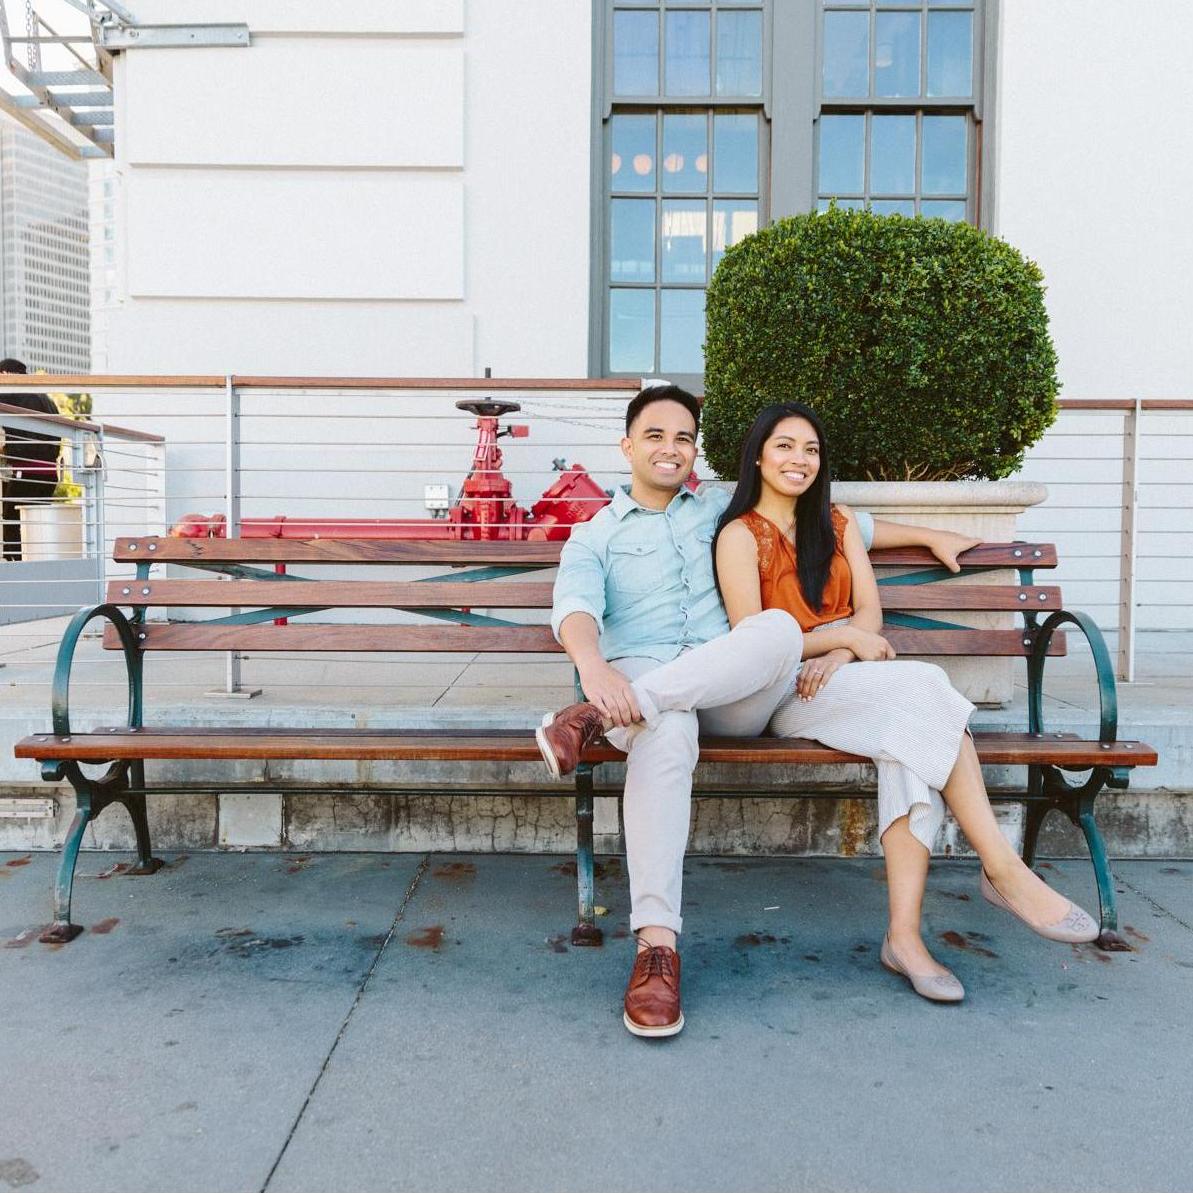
left=713, top=402, right=1099, bottom=1002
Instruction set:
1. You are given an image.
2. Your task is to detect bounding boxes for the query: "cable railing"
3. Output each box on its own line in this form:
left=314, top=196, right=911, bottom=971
left=1016, top=398, right=1193, bottom=682
left=0, top=377, right=1188, bottom=714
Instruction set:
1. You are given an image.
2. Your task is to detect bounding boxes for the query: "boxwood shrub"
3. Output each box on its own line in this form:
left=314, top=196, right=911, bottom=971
left=701, top=207, right=1059, bottom=481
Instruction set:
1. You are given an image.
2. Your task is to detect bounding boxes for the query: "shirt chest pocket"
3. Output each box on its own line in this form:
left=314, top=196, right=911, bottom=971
left=688, top=528, right=716, bottom=592
left=607, top=538, right=665, bottom=595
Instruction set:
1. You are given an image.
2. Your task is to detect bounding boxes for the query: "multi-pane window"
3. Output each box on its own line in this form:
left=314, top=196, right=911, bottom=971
left=595, top=1, right=990, bottom=379
left=817, top=0, right=979, bottom=220
left=603, top=0, right=767, bottom=381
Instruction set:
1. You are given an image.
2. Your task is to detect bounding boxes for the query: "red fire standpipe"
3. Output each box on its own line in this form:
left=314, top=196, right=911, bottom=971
left=170, top=396, right=694, bottom=541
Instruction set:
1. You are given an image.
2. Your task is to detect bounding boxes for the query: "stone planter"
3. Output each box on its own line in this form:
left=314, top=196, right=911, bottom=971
left=832, top=480, right=1048, bottom=705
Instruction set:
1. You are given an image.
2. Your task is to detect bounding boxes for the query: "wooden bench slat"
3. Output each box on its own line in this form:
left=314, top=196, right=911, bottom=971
left=112, top=538, right=564, bottom=565
left=104, top=579, right=1063, bottom=614
left=882, top=628, right=1065, bottom=656
left=869, top=543, right=1058, bottom=568
left=104, top=623, right=1065, bottom=656
left=876, top=585, right=1061, bottom=611
left=105, top=623, right=564, bottom=652
left=111, top=537, right=1058, bottom=570
left=105, top=579, right=557, bottom=609
left=15, top=725, right=1090, bottom=741
left=15, top=729, right=1157, bottom=768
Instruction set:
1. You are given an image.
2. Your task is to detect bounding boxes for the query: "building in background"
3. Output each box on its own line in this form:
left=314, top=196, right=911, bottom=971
left=82, top=0, right=1188, bottom=394
left=0, top=113, right=89, bottom=372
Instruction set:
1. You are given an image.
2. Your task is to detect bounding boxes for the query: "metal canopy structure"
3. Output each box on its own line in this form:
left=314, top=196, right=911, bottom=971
left=0, top=0, right=248, bottom=159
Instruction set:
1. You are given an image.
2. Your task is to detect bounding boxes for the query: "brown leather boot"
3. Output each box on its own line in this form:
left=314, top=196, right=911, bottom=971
left=623, top=945, right=684, bottom=1038
left=535, top=702, right=605, bottom=779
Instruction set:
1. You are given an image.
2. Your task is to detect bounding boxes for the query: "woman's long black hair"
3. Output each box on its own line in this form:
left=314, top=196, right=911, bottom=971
left=712, top=402, right=837, bottom=611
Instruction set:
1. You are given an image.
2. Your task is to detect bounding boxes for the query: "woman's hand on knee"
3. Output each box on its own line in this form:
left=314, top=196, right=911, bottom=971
left=797, top=649, right=852, bottom=700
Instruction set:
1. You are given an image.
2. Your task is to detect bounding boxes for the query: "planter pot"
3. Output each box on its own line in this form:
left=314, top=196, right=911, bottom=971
left=18, top=501, right=84, bottom=561
left=832, top=480, right=1048, bottom=705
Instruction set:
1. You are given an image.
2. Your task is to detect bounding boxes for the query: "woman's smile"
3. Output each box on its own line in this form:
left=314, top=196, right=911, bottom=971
left=759, top=416, right=821, bottom=499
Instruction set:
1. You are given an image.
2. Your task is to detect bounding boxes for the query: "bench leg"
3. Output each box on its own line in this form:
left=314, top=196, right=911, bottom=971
left=40, top=791, right=92, bottom=944
left=1020, top=800, right=1051, bottom=868
left=120, top=769, right=163, bottom=876
left=571, top=766, right=603, bottom=947
left=1069, top=791, right=1129, bottom=952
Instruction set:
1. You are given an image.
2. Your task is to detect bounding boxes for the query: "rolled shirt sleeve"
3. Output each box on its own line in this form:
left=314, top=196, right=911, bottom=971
left=550, top=532, right=607, bottom=644
left=854, top=509, right=874, bottom=551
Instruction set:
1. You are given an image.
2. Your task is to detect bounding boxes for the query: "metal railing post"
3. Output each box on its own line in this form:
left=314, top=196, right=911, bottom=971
left=207, top=373, right=261, bottom=698
left=74, top=424, right=104, bottom=603
left=1117, top=398, right=1140, bottom=683
left=146, top=436, right=167, bottom=535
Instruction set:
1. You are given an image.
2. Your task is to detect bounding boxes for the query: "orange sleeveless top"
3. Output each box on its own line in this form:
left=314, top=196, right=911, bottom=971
left=738, top=507, right=853, bottom=631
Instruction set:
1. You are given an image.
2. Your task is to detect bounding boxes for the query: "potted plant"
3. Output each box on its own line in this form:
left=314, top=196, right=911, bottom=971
left=701, top=206, right=1061, bottom=703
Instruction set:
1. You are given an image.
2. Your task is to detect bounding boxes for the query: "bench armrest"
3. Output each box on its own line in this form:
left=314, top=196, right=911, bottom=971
left=1027, top=608, right=1117, bottom=746
left=51, top=603, right=145, bottom=742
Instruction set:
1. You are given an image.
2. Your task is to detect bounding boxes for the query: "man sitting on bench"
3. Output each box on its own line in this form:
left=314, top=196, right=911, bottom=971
left=536, top=384, right=978, bottom=1039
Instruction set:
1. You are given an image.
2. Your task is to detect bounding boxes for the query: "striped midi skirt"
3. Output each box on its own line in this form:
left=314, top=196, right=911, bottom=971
left=767, top=659, right=974, bottom=851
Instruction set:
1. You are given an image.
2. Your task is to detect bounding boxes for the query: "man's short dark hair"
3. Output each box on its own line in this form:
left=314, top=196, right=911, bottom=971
left=624, top=384, right=701, bottom=435
left=0, top=358, right=27, bottom=374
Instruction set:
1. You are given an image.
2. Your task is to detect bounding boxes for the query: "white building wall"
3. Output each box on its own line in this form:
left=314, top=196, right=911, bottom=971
left=88, top=159, right=118, bottom=372
left=996, top=0, right=1193, bottom=631
left=100, top=0, right=593, bottom=378
left=94, top=1, right=600, bottom=555
left=995, top=0, right=1192, bottom=400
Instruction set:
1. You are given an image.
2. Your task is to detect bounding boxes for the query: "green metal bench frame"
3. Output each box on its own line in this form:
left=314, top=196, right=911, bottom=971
left=21, top=540, right=1152, bottom=951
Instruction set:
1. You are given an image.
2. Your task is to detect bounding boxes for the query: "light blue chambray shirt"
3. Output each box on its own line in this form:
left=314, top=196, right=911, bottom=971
left=550, top=484, right=874, bottom=664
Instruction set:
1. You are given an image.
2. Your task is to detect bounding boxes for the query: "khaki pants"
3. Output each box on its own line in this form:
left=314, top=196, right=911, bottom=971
left=606, top=609, right=803, bottom=934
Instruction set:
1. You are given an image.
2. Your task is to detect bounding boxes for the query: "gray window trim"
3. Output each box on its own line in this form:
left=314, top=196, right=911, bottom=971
left=977, top=0, right=999, bottom=231
left=770, top=0, right=818, bottom=220
left=588, top=0, right=608, bottom=382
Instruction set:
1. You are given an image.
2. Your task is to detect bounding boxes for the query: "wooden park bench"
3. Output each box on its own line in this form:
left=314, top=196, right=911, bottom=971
left=15, top=536, right=1157, bottom=949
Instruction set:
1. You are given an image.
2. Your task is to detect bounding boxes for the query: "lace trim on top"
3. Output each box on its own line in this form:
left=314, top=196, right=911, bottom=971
left=743, top=506, right=848, bottom=567
left=746, top=510, right=778, bottom=574
left=829, top=505, right=847, bottom=551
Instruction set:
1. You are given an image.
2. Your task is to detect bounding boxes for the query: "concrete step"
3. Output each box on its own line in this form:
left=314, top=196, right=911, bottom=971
left=2, top=699, right=1188, bottom=857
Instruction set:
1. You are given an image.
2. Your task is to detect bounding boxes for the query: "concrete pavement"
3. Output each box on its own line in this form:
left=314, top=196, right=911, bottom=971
left=3, top=850, right=1192, bottom=1192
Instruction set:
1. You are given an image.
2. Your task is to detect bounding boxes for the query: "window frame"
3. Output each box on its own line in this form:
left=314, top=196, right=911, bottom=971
left=590, top=0, right=773, bottom=392
left=811, top=0, right=996, bottom=224
left=588, top=0, right=998, bottom=384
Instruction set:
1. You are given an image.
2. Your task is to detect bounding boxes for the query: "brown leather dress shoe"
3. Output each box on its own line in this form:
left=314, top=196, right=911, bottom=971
left=535, top=701, right=605, bottom=779
left=623, top=945, right=684, bottom=1038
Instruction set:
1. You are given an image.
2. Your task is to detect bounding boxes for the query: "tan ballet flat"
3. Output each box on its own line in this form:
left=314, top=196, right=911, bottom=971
left=980, top=870, right=1099, bottom=944
left=880, top=936, right=965, bottom=1003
